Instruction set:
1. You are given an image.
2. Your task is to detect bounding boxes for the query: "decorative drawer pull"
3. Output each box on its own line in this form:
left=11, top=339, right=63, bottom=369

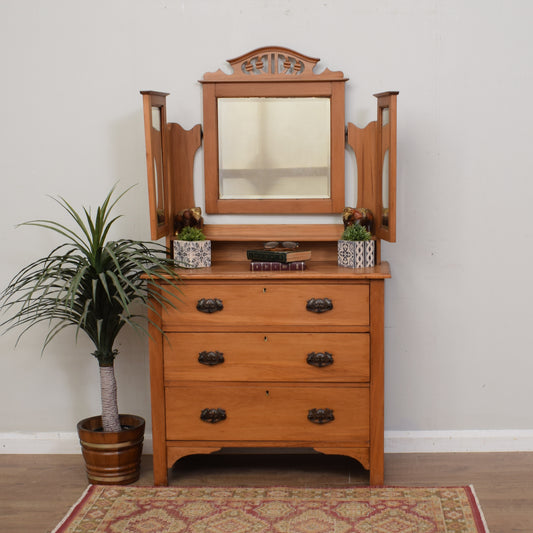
left=200, top=408, right=227, bottom=423
left=308, top=408, right=335, bottom=424
left=198, top=351, right=225, bottom=366
left=196, top=298, right=223, bottom=313
left=306, top=298, right=333, bottom=313
left=306, top=352, right=334, bottom=367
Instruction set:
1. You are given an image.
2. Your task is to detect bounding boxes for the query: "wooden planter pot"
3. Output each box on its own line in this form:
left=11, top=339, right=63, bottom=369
left=77, top=414, right=145, bottom=485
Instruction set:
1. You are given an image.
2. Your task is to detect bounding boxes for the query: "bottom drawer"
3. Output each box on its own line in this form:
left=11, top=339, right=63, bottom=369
left=165, top=384, right=369, bottom=444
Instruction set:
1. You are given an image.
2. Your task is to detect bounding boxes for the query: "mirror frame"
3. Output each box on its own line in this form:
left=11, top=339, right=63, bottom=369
left=201, top=47, right=347, bottom=214
left=374, top=91, right=398, bottom=243
left=140, top=90, right=171, bottom=240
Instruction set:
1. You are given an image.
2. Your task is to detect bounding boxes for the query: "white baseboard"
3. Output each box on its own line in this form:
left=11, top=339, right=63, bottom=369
left=0, top=432, right=153, bottom=454
left=384, top=430, right=533, bottom=453
left=2, top=430, right=533, bottom=454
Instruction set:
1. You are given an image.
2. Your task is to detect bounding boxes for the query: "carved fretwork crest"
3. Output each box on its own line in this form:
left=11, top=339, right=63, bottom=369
left=242, top=51, right=303, bottom=76
left=202, top=46, right=345, bottom=82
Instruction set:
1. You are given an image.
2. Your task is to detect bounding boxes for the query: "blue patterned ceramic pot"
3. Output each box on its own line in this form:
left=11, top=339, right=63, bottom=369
left=337, top=240, right=375, bottom=268
left=173, top=240, right=211, bottom=268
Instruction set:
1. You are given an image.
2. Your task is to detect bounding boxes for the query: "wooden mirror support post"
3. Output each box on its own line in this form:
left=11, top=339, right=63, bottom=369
left=140, top=91, right=202, bottom=249
left=141, top=47, right=398, bottom=487
left=347, top=91, right=398, bottom=244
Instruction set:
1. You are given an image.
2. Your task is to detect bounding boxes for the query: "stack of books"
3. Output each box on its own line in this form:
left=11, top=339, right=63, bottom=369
left=247, top=248, right=311, bottom=271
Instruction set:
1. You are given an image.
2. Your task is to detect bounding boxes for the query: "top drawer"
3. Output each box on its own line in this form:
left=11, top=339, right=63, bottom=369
left=162, top=282, right=369, bottom=331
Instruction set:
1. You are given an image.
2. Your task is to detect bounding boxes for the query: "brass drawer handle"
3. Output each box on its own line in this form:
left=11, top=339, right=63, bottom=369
left=306, top=352, right=334, bottom=368
left=200, top=408, right=227, bottom=423
left=308, top=408, right=335, bottom=424
left=196, top=298, right=224, bottom=313
left=306, top=298, right=333, bottom=313
left=198, top=351, right=225, bottom=366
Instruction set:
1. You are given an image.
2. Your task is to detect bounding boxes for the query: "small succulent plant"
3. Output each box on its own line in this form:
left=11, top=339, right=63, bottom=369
left=176, top=226, right=206, bottom=241
left=341, top=223, right=372, bottom=242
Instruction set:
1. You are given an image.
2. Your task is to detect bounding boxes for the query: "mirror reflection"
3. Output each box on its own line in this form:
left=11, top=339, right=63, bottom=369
left=381, top=149, right=390, bottom=227
left=151, top=106, right=165, bottom=224
left=381, top=107, right=389, bottom=126
left=218, top=97, right=330, bottom=199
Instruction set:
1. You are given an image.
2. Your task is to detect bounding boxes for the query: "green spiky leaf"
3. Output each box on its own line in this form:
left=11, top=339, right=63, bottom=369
left=1, top=185, right=182, bottom=365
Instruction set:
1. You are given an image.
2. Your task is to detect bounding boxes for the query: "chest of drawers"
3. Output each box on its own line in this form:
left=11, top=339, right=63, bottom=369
left=148, top=261, right=390, bottom=485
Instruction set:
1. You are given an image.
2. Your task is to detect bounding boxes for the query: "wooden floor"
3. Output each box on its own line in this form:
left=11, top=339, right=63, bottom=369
left=1, top=452, right=532, bottom=532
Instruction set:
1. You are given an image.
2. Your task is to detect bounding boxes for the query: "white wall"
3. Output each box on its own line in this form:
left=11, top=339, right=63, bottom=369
left=1, top=0, right=533, bottom=448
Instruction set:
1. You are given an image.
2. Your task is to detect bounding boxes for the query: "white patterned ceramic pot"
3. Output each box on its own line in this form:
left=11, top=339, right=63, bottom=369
left=337, top=240, right=375, bottom=268
left=173, top=240, right=211, bottom=268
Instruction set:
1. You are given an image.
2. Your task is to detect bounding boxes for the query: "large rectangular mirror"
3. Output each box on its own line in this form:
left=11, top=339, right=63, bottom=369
left=202, top=47, right=346, bottom=215
left=218, top=97, right=331, bottom=200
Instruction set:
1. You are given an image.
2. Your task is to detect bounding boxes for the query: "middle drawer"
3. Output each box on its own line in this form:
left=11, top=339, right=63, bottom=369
left=164, top=333, right=370, bottom=383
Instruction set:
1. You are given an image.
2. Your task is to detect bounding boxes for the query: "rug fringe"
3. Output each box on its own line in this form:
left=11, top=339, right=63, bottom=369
left=50, top=485, right=92, bottom=533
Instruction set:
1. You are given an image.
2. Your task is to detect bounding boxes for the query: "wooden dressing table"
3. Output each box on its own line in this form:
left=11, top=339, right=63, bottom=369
left=141, top=47, right=398, bottom=486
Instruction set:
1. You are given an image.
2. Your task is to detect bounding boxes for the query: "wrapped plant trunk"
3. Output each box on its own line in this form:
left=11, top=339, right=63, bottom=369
left=100, top=365, right=121, bottom=432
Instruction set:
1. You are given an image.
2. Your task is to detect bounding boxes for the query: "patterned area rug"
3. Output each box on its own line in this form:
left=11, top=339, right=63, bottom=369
left=53, top=485, right=489, bottom=532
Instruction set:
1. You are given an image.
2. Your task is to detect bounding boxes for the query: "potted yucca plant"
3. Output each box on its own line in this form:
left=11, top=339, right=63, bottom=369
left=337, top=223, right=376, bottom=268
left=173, top=225, right=211, bottom=268
left=0, top=185, right=182, bottom=484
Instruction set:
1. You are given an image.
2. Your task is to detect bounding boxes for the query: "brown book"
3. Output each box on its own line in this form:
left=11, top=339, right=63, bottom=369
left=246, top=249, right=312, bottom=263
